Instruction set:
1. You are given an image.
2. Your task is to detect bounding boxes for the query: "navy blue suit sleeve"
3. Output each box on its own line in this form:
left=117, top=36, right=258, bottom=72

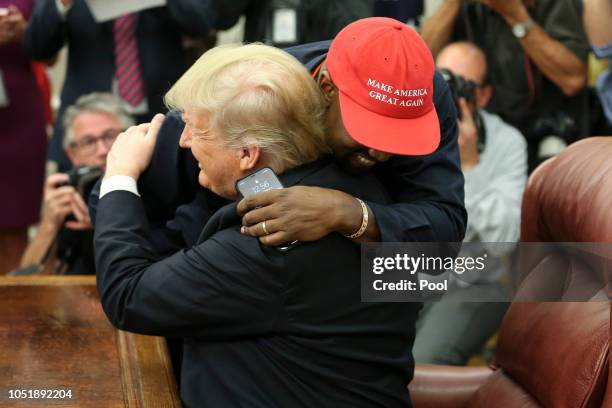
left=95, top=191, right=282, bottom=339
left=89, top=180, right=189, bottom=256
left=165, top=0, right=216, bottom=36
left=23, top=0, right=68, bottom=60
left=369, top=72, right=467, bottom=243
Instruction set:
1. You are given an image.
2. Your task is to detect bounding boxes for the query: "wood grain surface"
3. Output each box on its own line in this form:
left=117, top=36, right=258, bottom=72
left=0, top=276, right=181, bottom=407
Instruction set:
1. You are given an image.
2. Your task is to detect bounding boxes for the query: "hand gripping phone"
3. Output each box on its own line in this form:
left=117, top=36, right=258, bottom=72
left=235, top=167, right=300, bottom=252
left=235, top=167, right=284, bottom=197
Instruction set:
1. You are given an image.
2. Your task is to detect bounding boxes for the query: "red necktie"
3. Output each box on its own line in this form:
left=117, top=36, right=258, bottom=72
left=113, top=14, right=145, bottom=107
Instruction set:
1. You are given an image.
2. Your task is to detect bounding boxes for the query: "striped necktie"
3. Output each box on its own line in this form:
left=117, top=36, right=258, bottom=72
left=113, top=14, right=145, bottom=107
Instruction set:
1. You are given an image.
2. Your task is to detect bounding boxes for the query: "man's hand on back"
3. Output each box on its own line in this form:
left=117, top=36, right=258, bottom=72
left=104, top=114, right=165, bottom=180
left=237, top=186, right=364, bottom=246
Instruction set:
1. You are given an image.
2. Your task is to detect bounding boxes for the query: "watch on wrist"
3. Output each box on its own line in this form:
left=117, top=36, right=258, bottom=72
left=512, top=17, right=535, bottom=39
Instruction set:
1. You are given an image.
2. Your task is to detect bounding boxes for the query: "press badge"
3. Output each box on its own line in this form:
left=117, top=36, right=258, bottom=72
left=272, top=8, right=297, bottom=44
left=0, top=69, right=9, bottom=108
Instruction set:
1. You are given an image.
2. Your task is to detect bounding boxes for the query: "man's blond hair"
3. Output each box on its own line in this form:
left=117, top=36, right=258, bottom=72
left=165, top=43, right=330, bottom=168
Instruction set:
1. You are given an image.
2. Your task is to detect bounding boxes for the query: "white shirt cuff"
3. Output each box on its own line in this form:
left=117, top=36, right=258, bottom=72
left=55, top=0, right=72, bottom=19
left=100, top=175, right=140, bottom=198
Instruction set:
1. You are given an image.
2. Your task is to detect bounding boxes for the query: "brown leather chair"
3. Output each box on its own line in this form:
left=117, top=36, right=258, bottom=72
left=409, top=137, right=612, bottom=408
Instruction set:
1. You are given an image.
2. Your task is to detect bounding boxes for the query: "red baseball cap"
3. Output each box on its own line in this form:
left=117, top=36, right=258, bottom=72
left=326, top=17, right=440, bottom=155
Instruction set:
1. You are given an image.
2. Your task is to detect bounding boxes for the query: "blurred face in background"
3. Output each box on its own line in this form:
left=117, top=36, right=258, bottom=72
left=436, top=42, right=493, bottom=110
left=65, top=111, right=123, bottom=170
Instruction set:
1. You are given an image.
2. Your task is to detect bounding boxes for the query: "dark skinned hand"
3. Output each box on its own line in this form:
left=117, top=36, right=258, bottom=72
left=236, top=186, right=361, bottom=246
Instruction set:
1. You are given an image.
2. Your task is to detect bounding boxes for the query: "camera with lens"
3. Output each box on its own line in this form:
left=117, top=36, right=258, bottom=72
left=58, top=166, right=103, bottom=200
left=439, top=68, right=487, bottom=153
left=439, top=68, right=478, bottom=115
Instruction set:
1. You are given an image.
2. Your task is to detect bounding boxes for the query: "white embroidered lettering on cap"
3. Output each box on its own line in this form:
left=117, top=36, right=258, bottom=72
left=366, top=78, right=427, bottom=107
left=325, top=17, right=441, bottom=155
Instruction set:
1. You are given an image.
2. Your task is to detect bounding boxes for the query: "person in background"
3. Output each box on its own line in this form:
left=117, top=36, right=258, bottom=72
left=24, top=0, right=216, bottom=172
left=413, top=41, right=527, bottom=365
left=584, top=0, right=612, bottom=127
left=0, top=1, right=46, bottom=275
left=20, top=93, right=132, bottom=275
left=421, top=0, right=589, bottom=171
left=214, top=0, right=374, bottom=48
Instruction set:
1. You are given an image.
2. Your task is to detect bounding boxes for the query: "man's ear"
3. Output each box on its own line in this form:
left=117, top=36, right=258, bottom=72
left=476, top=85, right=493, bottom=108
left=318, top=70, right=337, bottom=107
left=238, top=144, right=262, bottom=172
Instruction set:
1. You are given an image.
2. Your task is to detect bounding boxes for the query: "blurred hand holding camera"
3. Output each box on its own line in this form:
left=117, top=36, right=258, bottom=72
left=105, top=114, right=165, bottom=180
left=41, top=173, right=91, bottom=232
left=457, top=97, right=480, bottom=172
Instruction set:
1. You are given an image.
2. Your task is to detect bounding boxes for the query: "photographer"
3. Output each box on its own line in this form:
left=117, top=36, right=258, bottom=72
left=413, top=42, right=527, bottom=365
left=20, top=93, right=132, bottom=274
left=421, top=0, right=589, bottom=171
left=584, top=0, right=612, bottom=127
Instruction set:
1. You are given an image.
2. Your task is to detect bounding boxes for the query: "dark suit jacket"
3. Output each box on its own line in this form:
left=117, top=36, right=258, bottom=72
left=24, top=0, right=215, bottom=171
left=95, top=158, right=418, bottom=408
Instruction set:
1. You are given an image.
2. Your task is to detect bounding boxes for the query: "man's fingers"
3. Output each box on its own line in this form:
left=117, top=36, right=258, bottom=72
left=51, top=201, right=72, bottom=215
left=259, top=232, right=290, bottom=247
left=458, top=97, right=470, bottom=115
left=72, top=192, right=88, bottom=212
left=50, top=195, right=73, bottom=209
left=70, top=201, right=85, bottom=222
left=147, top=114, right=165, bottom=140
left=458, top=98, right=475, bottom=126
left=70, top=195, right=89, bottom=223
left=48, top=201, right=72, bottom=221
left=240, top=220, right=280, bottom=237
left=65, top=220, right=91, bottom=231
left=46, top=173, right=70, bottom=188
left=123, top=123, right=149, bottom=137
left=236, top=190, right=284, bottom=215
left=241, top=204, right=281, bottom=227
left=240, top=218, right=280, bottom=237
left=47, top=186, right=76, bottom=203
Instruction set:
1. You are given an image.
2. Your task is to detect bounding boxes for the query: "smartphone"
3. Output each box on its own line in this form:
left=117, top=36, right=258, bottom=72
left=235, top=167, right=284, bottom=197
left=235, top=167, right=300, bottom=252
